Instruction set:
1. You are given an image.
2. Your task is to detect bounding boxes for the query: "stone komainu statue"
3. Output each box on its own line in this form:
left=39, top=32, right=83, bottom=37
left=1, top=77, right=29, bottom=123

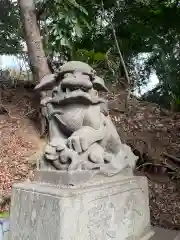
left=35, top=61, right=138, bottom=176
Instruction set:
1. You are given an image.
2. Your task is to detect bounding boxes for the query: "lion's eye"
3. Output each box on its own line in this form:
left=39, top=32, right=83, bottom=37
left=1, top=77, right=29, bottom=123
left=64, top=73, right=73, bottom=78
left=82, top=73, right=93, bottom=81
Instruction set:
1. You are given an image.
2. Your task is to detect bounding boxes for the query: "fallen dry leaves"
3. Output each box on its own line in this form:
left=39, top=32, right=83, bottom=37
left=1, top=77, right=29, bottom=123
left=0, top=87, right=43, bottom=211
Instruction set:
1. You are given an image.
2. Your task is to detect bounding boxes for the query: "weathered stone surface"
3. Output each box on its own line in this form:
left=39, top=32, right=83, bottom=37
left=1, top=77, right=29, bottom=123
left=9, top=173, right=153, bottom=240
left=34, top=168, right=135, bottom=186
left=35, top=61, right=138, bottom=175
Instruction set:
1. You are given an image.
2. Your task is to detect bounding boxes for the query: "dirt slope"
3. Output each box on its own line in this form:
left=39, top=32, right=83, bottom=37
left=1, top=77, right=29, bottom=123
left=0, top=87, right=45, bottom=211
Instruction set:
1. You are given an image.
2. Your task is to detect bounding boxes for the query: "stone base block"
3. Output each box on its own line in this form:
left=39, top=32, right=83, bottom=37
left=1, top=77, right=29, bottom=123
left=9, top=171, right=154, bottom=240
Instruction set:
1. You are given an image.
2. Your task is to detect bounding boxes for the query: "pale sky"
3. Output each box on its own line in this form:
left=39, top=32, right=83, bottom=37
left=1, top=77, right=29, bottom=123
left=133, top=53, right=159, bottom=95
left=0, top=55, right=27, bottom=70
left=136, top=72, right=158, bottom=95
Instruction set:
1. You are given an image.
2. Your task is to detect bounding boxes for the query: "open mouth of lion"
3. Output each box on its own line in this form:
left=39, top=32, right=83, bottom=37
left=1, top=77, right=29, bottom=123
left=61, top=85, right=90, bottom=93
left=56, top=85, right=101, bottom=105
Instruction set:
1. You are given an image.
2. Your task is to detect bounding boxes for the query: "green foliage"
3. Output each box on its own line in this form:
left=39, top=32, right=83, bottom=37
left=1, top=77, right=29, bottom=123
left=2, top=0, right=180, bottom=108
left=109, top=0, right=180, bottom=103
left=72, top=48, right=122, bottom=84
left=0, top=0, right=23, bottom=54
left=35, top=0, right=90, bottom=56
left=0, top=211, right=9, bottom=218
left=35, top=0, right=180, bottom=103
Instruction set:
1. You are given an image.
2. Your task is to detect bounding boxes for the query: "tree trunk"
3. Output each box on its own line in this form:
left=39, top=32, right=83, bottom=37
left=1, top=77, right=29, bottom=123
left=112, top=27, right=130, bottom=111
left=18, top=0, right=51, bottom=82
left=18, top=0, right=51, bottom=136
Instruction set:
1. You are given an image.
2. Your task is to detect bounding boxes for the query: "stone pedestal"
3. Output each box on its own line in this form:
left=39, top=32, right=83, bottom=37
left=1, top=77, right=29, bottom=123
left=9, top=170, right=154, bottom=240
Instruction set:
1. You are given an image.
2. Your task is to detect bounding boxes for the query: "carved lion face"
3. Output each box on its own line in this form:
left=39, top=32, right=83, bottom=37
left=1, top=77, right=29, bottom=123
left=52, top=72, right=101, bottom=105
left=35, top=61, right=108, bottom=104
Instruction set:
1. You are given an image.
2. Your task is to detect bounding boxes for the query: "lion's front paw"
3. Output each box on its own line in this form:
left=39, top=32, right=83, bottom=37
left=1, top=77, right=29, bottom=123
left=59, top=148, right=81, bottom=171
left=67, top=135, right=89, bottom=153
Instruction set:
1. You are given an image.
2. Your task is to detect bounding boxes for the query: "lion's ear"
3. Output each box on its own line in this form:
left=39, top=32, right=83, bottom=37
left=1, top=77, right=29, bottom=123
left=34, top=74, right=56, bottom=91
left=92, top=76, right=108, bottom=92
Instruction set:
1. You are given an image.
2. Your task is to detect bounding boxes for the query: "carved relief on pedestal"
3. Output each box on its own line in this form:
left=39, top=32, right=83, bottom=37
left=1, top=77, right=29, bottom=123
left=80, top=186, right=147, bottom=239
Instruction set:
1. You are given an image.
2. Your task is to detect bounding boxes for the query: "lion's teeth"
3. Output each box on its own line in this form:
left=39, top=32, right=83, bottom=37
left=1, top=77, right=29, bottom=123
left=66, top=88, right=71, bottom=93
